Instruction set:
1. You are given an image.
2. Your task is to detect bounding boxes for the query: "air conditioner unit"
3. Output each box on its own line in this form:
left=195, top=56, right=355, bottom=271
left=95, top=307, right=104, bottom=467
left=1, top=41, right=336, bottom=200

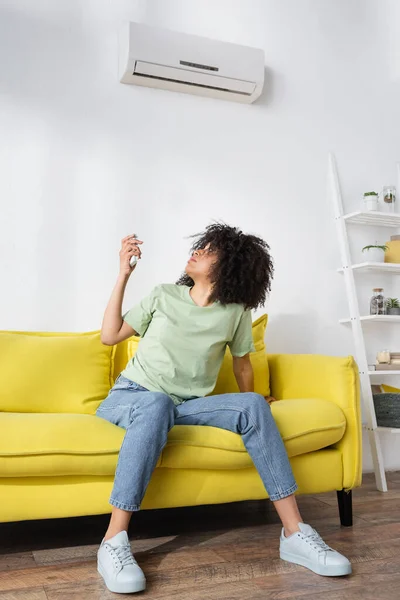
left=119, top=22, right=265, bottom=104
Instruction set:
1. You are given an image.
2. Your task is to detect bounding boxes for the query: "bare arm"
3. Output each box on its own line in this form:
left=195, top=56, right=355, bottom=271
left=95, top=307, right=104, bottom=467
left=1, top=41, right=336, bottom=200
left=101, top=275, right=137, bottom=344
left=101, top=235, right=143, bottom=345
left=233, top=354, right=278, bottom=404
left=233, top=354, right=254, bottom=392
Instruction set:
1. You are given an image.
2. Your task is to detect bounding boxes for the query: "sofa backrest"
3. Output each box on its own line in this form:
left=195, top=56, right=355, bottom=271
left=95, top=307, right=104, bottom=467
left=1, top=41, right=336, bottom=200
left=0, top=315, right=269, bottom=414
left=0, top=330, right=114, bottom=414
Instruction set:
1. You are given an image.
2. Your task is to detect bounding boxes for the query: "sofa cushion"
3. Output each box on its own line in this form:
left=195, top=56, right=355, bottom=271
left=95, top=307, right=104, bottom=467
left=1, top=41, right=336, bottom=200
left=0, top=330, right=114, bottom=414
left=0, top=413, right=120, bottom=477
left=123, top=314, right=270, bottom=397
left=0, top=398, right=345, bottom=477
left=269, top=398, right=346, bottom=457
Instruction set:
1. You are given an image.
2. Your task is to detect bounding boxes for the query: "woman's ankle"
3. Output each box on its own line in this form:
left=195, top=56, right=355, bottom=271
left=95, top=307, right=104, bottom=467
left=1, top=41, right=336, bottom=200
left=284, top=521, right=304, bottom=537
left=104, top=506, right=133, bottom=541
left=104, top=527, right=128, bottom=542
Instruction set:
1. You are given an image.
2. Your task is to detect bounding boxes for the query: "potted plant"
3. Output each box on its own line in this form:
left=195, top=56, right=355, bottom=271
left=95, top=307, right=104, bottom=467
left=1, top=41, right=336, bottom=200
left=362, top=243, right=389, bottom=263
left=386, top=297, right=400, bottom=315
left=363, top=191, right=379, bottom=211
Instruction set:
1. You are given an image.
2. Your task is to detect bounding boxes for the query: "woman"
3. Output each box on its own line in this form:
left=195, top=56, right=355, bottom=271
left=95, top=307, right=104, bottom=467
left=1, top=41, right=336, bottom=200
left=96, top=223, right=351, bottom=594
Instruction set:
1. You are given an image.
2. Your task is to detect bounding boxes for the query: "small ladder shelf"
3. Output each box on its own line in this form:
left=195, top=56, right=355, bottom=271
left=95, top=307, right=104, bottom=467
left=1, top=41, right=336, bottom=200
left=328, top=153, right=400, bottom=492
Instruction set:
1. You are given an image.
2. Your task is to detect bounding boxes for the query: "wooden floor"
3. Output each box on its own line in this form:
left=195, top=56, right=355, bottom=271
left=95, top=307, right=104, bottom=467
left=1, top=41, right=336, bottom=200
left=1, top=472, right=400, bottom=599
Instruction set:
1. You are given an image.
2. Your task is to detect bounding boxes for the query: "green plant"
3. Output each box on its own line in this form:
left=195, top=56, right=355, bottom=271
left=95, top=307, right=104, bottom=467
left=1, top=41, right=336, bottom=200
left=362, top=244, right=389, bottom=252
left=386, top=298, right=400, bottom=309
left=364, top=191, right=378, bottom=196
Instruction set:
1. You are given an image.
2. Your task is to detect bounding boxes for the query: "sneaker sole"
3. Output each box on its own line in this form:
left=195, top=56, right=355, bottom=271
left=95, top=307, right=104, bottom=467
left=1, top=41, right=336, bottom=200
left=280, top=550, right=352, bottom=577
left=97, top=563, right=146, bottom=593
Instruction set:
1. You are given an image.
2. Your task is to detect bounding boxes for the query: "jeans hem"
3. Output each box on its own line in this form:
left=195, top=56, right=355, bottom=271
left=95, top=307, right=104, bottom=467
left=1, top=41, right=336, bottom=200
left=110, top=498, right=141, bottom=512
left=269, top=482, right=298, bottom=502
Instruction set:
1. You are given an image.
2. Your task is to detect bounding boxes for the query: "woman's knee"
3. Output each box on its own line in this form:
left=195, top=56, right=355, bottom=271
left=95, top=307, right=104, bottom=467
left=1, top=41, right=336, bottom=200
left=241, top=392, right=272, bottom=415
left=145, top=392, right=176, bottom=424
left=96, top=390, right=175, bottom=429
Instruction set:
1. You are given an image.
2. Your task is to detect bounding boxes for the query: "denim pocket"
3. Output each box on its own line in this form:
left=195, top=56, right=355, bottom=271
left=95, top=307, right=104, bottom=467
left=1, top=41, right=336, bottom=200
left=96, top=375, right=149, bottom=417
left=113, top=374, right=141, bottom=391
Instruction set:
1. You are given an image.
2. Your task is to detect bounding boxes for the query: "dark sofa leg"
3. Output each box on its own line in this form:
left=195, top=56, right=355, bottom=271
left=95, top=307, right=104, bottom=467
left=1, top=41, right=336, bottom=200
left=337, top=489, right=353, bottom=527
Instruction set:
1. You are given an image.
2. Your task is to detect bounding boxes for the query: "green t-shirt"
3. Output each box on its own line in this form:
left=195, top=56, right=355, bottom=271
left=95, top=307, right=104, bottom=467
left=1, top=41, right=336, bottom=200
left=121, top=283, right=255, bottom=406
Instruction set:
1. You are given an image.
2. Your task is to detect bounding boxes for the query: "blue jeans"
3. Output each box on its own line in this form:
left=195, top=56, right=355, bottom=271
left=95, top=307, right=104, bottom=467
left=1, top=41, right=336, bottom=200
left=96, top=374, right=298, bottom=511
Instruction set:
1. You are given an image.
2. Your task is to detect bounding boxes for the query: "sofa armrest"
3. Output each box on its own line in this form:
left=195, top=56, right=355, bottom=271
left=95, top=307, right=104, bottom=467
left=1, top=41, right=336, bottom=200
left=267, top=353, right=362, bottom=491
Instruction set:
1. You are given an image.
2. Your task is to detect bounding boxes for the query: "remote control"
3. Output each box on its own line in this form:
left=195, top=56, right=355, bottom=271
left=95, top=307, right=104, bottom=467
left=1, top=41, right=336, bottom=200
left=129, top=233, right=139, bottom=267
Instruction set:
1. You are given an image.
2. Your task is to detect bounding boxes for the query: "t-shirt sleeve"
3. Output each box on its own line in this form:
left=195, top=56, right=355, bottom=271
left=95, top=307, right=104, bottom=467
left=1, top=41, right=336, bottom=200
left=122, top=285, right=160, bottom=336
left=227, top=308, right=256, bottom=357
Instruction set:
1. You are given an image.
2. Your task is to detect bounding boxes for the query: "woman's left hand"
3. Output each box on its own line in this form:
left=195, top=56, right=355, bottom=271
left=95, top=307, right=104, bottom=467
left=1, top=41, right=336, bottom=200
left=264, top=395, right=278, bottom=405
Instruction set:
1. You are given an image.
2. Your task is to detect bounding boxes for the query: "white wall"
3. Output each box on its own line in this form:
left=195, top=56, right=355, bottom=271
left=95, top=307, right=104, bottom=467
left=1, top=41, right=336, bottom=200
left=1, top=0, right=400, bottom=471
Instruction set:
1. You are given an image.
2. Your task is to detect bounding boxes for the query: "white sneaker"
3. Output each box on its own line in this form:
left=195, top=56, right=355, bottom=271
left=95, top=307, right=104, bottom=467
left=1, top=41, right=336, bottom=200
left=97, top=530, right=146, bottom=594
left=280, top=522, right=352, bottom=577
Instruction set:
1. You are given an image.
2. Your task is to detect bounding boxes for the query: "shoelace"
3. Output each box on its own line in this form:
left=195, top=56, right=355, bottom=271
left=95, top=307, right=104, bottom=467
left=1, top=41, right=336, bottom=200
left=303, top=531, right=332, bottom=553
left=113, top=544, right=136, bottom=567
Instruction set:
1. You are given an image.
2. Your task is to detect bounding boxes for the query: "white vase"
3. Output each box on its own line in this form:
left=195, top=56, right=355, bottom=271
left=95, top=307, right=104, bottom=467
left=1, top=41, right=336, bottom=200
left=364, top=195, right=379, bottom=211
left=365, top=248, right=385, bottom=262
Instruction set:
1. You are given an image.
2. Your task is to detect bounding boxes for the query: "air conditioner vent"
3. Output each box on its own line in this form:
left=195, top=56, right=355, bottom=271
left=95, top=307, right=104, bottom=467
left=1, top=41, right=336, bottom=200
left=119, top=22, right=265, bottom=104
left=179, top=60, right=219, bottom=72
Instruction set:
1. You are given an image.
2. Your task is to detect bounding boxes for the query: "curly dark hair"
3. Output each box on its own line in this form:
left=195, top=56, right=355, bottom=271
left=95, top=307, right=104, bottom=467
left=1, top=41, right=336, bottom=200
left=175, top=222, right=274, bottom=309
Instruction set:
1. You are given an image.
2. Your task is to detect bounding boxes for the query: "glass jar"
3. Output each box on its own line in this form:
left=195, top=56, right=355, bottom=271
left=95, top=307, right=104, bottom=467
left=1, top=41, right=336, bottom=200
left=377, top=349, right=391, bottom=364
left=370, top=288, right=386, bottom=315
left=382, top=186, right=396, bottom=213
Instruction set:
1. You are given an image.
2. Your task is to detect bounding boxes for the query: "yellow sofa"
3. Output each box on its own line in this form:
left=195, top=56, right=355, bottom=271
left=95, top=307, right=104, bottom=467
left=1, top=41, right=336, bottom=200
left=0, top=321, right=362, bottom=525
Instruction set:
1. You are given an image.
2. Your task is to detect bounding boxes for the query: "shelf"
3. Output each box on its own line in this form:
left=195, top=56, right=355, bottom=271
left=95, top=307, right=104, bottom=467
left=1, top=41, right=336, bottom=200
left=340, top=315, right=400, bottom=324
left=343, top=211, right=400, bottom=228
left=363, top=424, right=400, bottom=434
left=377, top=426, right=400, bottom=434
left=338, top=262, right=400, bottom=274
left=369, top=370, right=400, bottom=376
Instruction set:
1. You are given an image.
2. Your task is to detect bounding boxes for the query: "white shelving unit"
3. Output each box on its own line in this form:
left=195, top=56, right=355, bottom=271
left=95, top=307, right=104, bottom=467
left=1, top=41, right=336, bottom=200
left=369, top=371, right=400, bottom=376
left=377, top=427, right=400, bottom=434
left=343, top=211, right=400, bottom=227
left=338, top=262, right=400, bottom=274
left=339, top=315, right=400, bottom=324
left=328, top=153, right=400, bottom=492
